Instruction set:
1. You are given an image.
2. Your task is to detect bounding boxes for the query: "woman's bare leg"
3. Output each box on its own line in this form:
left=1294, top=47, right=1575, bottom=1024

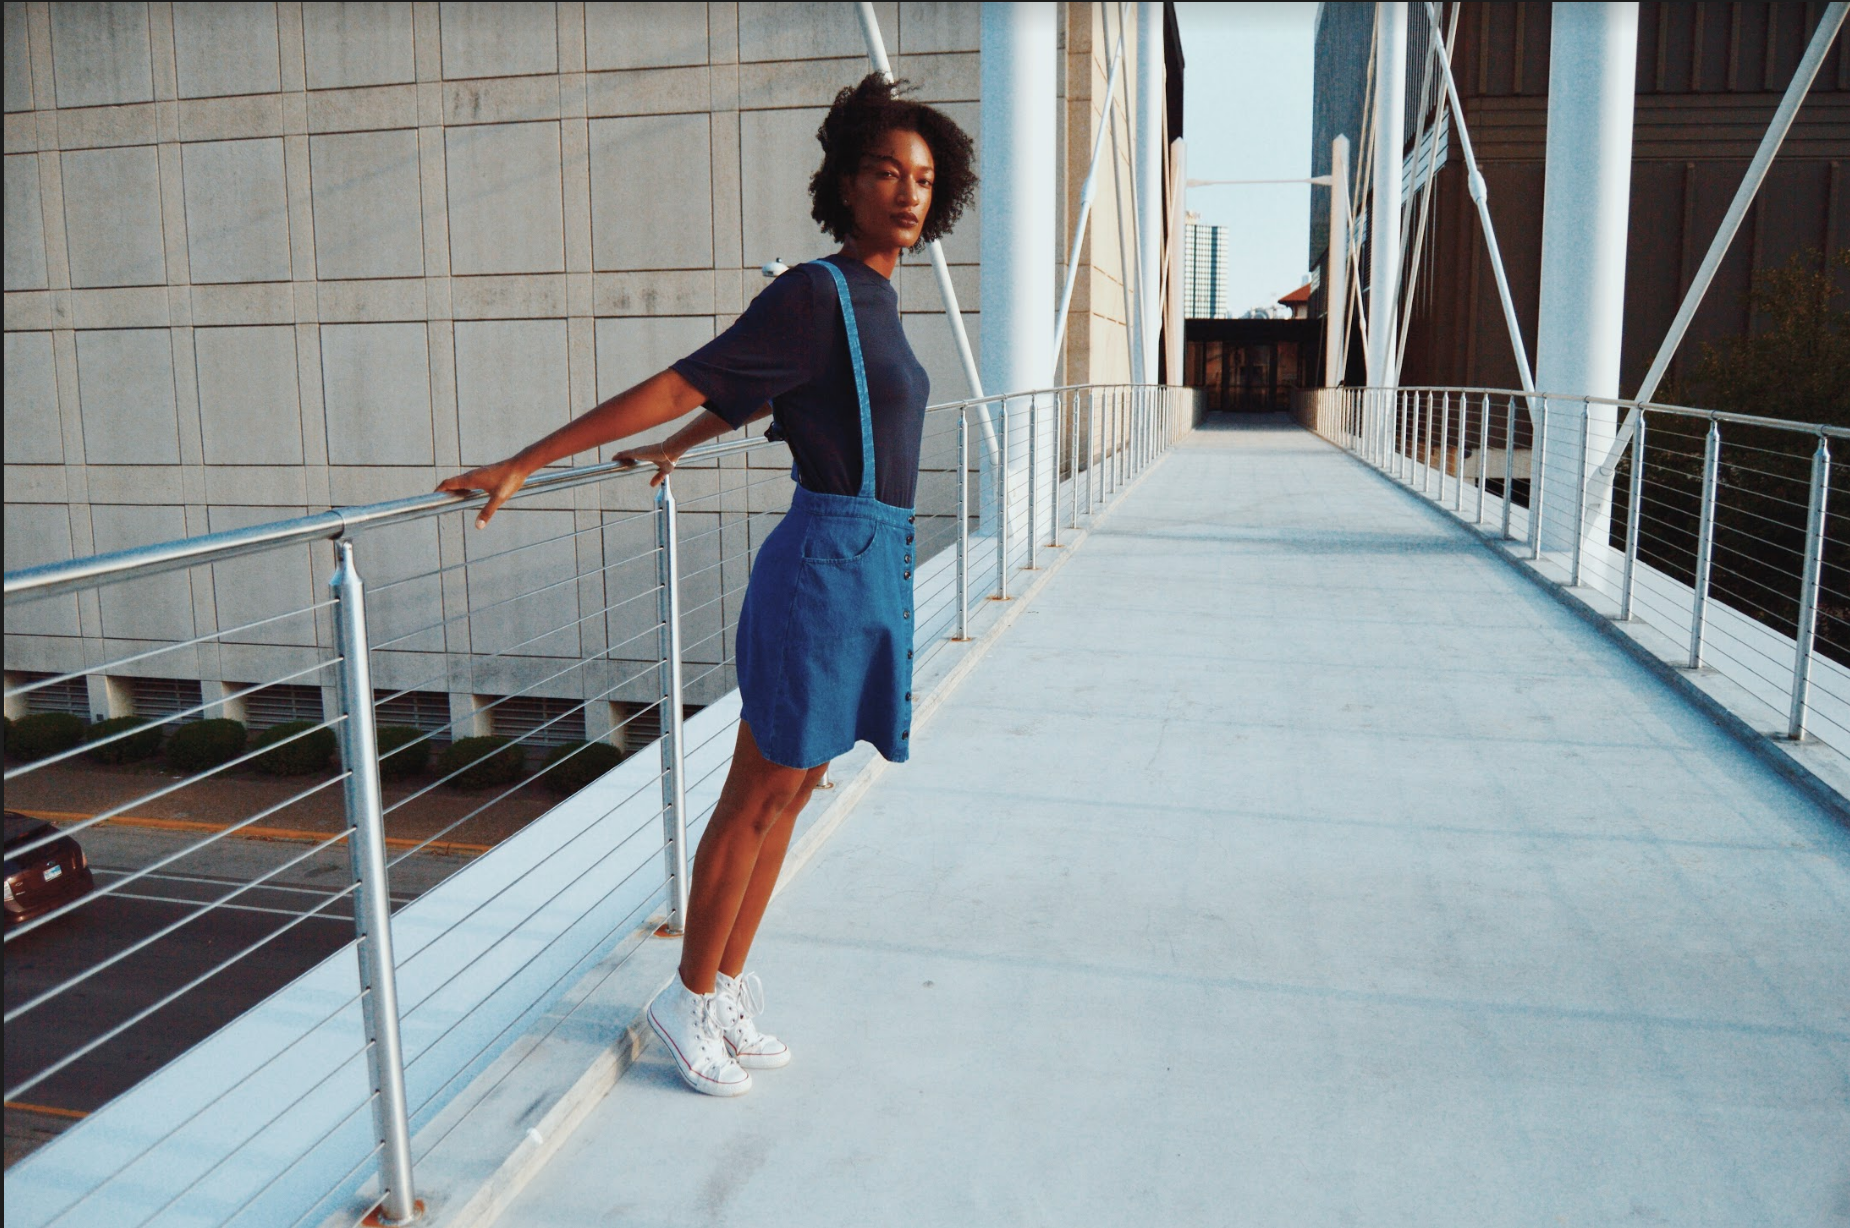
left=676, top=721, right=824, bottom=994
left=717, top=760, right=827, bottom=979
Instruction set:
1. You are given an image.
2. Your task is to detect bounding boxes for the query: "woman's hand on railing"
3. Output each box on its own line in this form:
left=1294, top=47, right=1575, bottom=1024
left=436, top=457, right=534, bottom=529
left=614, top=441, right=682, bottom=488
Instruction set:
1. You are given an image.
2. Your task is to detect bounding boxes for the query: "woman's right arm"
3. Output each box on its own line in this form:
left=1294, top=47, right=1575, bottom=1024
left=436, top=368, right=712, bottom=528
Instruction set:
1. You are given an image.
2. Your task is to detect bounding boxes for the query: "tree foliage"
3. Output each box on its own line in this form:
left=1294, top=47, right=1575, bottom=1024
left=1677, top=248, right=1850, bottom=426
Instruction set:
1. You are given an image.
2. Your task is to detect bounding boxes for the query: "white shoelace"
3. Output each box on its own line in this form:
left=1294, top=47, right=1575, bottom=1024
left=684, top=990, right=735, bottom=1076
left=728, top=971, right=765, bottom=1023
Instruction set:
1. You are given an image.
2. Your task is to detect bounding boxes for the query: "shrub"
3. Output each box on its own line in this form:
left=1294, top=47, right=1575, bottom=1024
left=9, top=712, right=87, bottom=761
left=250, top=719, right=337, bottom=776
left=376, top=725, right=431, bottom=781
left=436, top=736, right=525, bottom=790
left=540, top=741, right=624, bottom=795
left=84, top=716, right=165, bottom=764
left=165, top=718, right=248, bottom=773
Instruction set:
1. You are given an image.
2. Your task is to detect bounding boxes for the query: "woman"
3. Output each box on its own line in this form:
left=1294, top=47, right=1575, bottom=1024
left=436, top=75, right=976, bottom=1097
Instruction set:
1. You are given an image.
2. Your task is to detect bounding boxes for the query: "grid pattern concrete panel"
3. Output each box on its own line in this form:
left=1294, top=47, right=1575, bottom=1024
left=4, top=2, right=1151, bottom=735
left=49, top=2, right=155, bottom=110
left=584, top=2, right=709, bottom=72
left=194, top=323, right=303, bottom=464
left=60, top=144, right=166, bottom=287
left=171, top=2, right=283, bottom=100
left=181, top=136, right=292, bottom=283
left=308, top=127, right=424, bottom=279
left=319, top=321, right=435, bottom=465
left=454, top=317, right=569, bottom=465
left=4, top=152, right=48, bottom=289
left=589, top=113, right=713, bottom=271
left=444, top=119, right=566, bottom=275
left=73, top=327, right=180, bottom=463
left=301, top=1, right=417, bottom=90
left=3, top=332, right=62, bottom=462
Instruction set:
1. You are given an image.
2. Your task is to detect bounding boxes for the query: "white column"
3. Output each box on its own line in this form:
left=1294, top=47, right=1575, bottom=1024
left=1325, top=133, right=1351, bottom=388
left=979, top=2, right=1056, bottom=531
left=1135, top=0, right=1164, bottom=387
left=1366, top=2, right=1407, bottom=457
left=1535, top=2, right=1636, bottom=557
left=1165, top=136, right=1186, bottom=384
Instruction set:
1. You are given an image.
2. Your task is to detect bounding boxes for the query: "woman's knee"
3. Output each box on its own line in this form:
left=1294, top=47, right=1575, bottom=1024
left=717, top=766, right=808, bottom=837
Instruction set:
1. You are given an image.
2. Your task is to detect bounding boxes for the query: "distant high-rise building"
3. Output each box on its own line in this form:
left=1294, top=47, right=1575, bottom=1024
left=1184, top=211, right=1233, bottom=319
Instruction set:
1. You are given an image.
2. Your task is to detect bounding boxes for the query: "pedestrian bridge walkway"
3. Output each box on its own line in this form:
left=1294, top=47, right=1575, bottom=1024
left=495, top=417, right=1850, bottom=1227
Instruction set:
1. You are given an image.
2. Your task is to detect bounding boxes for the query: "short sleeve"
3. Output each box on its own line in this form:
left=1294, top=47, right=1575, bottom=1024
left=672, top=267, right=829, bottom=428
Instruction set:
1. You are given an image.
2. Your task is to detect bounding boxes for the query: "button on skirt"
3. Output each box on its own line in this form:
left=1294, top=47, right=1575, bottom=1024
left=734, top=485, right=916, bottom=770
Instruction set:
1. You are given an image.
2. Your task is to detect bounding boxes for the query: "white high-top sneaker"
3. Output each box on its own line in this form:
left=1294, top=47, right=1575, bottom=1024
left=714, top=970, right=791, bottom=1070
left=647, top=977, right=752, bottom=1096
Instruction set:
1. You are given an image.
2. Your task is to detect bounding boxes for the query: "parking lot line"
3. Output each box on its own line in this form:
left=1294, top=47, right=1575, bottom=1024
left=15, top=810, right=492, bottom=856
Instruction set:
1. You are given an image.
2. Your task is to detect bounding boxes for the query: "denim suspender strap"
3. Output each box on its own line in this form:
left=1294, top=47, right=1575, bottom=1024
left=817, top=260, right=877, bottom=501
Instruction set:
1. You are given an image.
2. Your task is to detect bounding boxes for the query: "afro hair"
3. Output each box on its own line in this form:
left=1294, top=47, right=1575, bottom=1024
left=808, top=74, right=977, bottom=249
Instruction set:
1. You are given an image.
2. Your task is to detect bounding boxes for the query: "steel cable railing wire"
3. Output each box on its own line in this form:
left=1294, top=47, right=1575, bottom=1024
left=367, top=586, right=666, bottom=771
left=392, top=812, right=668, bottom=1077
left=1, top=765, right=359, bottom=1024
left=2, top=652, right=340, bottom=784
left=1, top=383, right=1183, bottom=1215
left=0, top=706, right=351, bottom=875
left=0, top=598, right=337, bottom=704
left=371, top=616, right=670, bottom=816
left=390, top=767, right=669, bottom=981
left=1315, top=385, right=1846, bottom=738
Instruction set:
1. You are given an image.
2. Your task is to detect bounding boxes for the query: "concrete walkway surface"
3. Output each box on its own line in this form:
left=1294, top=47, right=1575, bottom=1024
left=496, top=417, right=1850, bottom=1228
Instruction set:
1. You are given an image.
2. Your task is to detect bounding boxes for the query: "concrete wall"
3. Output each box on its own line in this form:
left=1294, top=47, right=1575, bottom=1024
left=2, top=1, right=1151, bottom=728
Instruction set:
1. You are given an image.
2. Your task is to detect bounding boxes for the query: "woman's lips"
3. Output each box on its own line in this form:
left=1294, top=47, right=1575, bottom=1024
left=894, top=213, right=920, bottom=228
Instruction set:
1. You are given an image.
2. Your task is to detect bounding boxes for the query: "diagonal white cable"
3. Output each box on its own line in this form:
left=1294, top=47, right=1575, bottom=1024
left=1424, top=0, right=1537, bottom=412
left=1336, top=13, right=1378, bottom=381
left=1386, top=0, right=1443, bottom=381
left=854, top=2, right=998, bottom=468
left=1392, top=2, right=1462, bottom=387
left=1051, top=4, right=1129, bottom=380
left=1576, top=1, right=1849, bottom=523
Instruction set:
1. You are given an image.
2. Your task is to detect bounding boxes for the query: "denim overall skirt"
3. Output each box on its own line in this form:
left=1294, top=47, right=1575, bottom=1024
left=733, top=261, right=915, bottom=770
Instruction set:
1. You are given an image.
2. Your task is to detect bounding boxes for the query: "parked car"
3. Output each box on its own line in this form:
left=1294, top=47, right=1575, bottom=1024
left=4, top=810, right=95, bottom=926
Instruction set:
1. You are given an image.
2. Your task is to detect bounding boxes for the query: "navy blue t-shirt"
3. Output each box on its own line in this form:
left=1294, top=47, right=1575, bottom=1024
left=672, top=255, right=930, bottom=509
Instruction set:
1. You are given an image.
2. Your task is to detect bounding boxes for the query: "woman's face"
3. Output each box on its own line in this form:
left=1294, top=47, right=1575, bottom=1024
left=843, top=128, right=934, bottom=251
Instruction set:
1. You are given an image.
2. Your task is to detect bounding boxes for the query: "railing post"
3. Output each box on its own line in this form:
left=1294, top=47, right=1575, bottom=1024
left=1437, top=392, right=1452, bottom=499
left=1050, top=390, right=1063, bottom=547
left=330, top=541, right=420, bottom=1227
left=1412, top=392, right=1425, bottom=484
left=1571, top=399, right=1591, bottom=587
left=957, top=405, right=970, bottom=639
left=997, top=397, right=1011, bottom=599
left=1789, top=435, right=1832, bottom=739
left=1069, top=387, right=1080, bottom=530
left=1027, top=393, right=1039, bottom=569
left=1088, top=388, right=1098, bottom=515
left=1501, top=395, right=1517, bottom=539
left=1529, top=398, right=1550, bottom=560
left=1620, top=410, right=1645, bottom=620
left=1475, top=392, right=1491, bottom=523
left=1393, top=390, right=1403, bottom=476
left=654, top=479, right=690, bottom=933
left=1687, top=419, right=1722, bottom=668
left=1454, top=393, right=1466, bottom=512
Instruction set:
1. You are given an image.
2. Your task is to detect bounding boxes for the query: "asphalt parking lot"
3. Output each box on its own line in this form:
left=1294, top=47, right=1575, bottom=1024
left=3, top=823, right=473, bottom=1168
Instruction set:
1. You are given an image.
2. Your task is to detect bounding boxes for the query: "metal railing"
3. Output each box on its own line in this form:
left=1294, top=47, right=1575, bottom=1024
left=1299, top=385, right=1850, bottom=764
left=2, top=383, right=1198, bottom=1227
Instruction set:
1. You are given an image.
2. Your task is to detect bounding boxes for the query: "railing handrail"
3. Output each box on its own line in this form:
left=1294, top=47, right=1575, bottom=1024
left=1, top=383, right=1153, bottom=608
left=1341, top=383, right=1850, bottom=439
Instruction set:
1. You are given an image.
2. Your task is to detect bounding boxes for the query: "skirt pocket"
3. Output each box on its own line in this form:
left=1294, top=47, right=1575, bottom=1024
left=799, top=514, right=880, bottom=564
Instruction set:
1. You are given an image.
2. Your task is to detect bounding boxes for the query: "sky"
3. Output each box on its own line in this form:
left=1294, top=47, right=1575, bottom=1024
left=1173, top=2, right=1320, bottom=316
